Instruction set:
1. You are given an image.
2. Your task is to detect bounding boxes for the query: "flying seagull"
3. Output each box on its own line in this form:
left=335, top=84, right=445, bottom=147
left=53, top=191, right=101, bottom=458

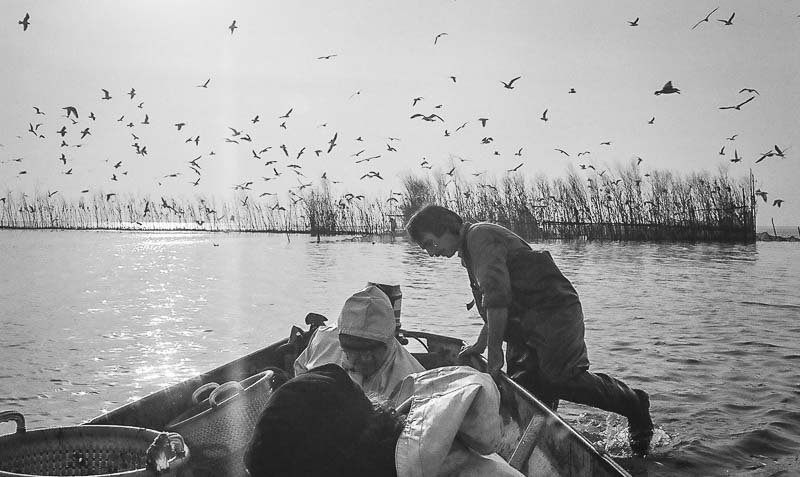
left=540, top=109, right=549, bottom=121
left=228, top=20, right=238, bottom=34
left=63, top=106, right=79, bottom=119
left=718, top=12, right=735, bottom=26
left=739, top=88, right=759, bottom=95
left=197, top=78, right=210, bottom=88
left=691, top=7, right=720, bottom=30
left=434, top=32, right=448, bottom=45
left=654, top=81, right=680, bottom=95
left=719, top=96, right=754, bottom=110
left=628, top=17, right=639, bottom=27
left=501, top=76, right=521, bottom=89
left=317, top=54, right=337, bottom=60
left=19, top=13, right=30, bottom=31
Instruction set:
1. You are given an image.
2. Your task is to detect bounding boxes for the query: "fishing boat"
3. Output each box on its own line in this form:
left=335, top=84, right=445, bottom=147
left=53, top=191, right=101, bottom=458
left=84, top=316, right=631, bottom=477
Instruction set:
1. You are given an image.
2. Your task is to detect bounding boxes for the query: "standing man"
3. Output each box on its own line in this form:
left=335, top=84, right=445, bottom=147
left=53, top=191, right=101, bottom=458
left=405, top=204, right=654, bottom=456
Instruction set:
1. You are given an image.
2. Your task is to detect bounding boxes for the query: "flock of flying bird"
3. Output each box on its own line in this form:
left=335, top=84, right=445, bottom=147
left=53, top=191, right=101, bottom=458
left=2, top=8, right=791, bottom=215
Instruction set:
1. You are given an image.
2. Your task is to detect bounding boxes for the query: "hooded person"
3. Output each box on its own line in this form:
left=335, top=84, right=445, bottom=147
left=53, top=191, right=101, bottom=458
left=293, top=284, right=424, bottom=400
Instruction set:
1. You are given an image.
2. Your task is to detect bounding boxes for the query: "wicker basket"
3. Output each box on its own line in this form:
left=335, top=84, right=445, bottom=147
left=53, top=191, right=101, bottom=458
left=165, top=370, right=274, bottom=477
left=0, top=410, right=189, bottom=476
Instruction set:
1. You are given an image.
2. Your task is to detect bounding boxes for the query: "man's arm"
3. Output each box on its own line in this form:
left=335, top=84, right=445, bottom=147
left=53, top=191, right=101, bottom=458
left=485, top=307, right=508, bottom=377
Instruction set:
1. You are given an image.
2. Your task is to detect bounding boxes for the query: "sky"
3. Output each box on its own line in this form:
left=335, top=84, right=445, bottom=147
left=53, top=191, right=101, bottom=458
left=1, top=0, right=799, bottom=226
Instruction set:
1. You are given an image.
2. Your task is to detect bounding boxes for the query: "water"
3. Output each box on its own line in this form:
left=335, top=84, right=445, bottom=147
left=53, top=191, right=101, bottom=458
left=1, top=229, right=799, bottom=476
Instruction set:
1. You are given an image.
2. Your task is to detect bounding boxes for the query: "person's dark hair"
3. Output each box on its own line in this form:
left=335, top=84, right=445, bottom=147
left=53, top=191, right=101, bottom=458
left=245, top=364, right=403, bottom=477
left=405, top=204, right=463, bottom=242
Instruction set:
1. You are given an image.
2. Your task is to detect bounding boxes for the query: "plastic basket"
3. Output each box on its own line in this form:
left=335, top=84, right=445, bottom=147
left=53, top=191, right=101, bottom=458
left=165, top=370, right=275, bottom=477
left=0, top=411, right=189, bottom=476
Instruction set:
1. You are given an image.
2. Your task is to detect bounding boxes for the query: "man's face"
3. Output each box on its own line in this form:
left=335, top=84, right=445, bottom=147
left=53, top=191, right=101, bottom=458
left=417, top=231, right=457, bottom=258
left=339, top=334, right=389, bottom=378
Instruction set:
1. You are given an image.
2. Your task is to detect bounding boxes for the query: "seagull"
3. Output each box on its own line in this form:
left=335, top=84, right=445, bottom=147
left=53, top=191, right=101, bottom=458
left=478, top=117, right=488, bottom=127
left=508, top=163, right=524, bottom=172
left=317, top=54, right=337, bottom=60
left=33, top=106, right=45, bottom=115
left=719, top=146, right=725, bottom=156
left=554, top=148, right=569, bottom=156
left=279, top=108, right=293, bottom=119
left=327, top=132, right=338, bottom=153
left=754, top=190, right=768, bottom=202
left=19, top=13, right=30, bottom=31
left=434, top=32, right=448, bottom=45
left=540, top=109, right=548, bottom=121
left=515, top=148, right=523, bottom=156
left=648, top=117, right=655, bottom=124
left=80, top=128, right=91, bottom=139
left=568, top=88, right=576, bottom=94
left=501, top=76, right=521, bottom=89
left=228, top=20, right=238, bottom=34
left=718, top=12, right=735, bottom=26
left=730, top=149, right=742, bottom=162
left=101, top=89, right=112, bottom=100
left=450, top=76, right=457, bottom=83
left=56, top=126, right=67, bottom=137
left=360, top=171, right=384, bottom=180
left=628, top=17, right=639, bottom=27
left=251, top=115, right=260, bottom=123
left=739, top=88, right=759, bottom=95
left=719, top=96, right=754, bottom=110
left=755, top=150, right=774, bottom=163
left=63, top=106, right=79, bottom=119
left=773, top=145, right=788, bottom=157
left=197, top=78, right=210, bottom=88
left=174, top=122, right=186, bottom=130
left=412, top=97, right=423, bottom=107
left=691, top=7, right=720, bottom=30
left=654, top=81, right=680, bottom=95
left=726, top=134, right=738, bottom=141
left=410, top=113, right=444, bottom=122
left=772, top=199, right=784, bottom=208
left=128, top=88, right=136, bottom=99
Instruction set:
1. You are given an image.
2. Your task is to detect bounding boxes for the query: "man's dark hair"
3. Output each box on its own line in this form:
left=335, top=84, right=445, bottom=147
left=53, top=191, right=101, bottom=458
left=406, top=204, right=463, bottom=242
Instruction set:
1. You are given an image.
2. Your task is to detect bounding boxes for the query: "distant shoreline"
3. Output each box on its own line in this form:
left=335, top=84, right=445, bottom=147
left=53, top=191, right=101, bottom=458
left=2, top=225, right=797, bottom=243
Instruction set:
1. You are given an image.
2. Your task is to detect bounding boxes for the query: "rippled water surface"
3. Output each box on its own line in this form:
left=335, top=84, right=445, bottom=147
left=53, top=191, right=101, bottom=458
left=1, top=229, right=799, bottom=476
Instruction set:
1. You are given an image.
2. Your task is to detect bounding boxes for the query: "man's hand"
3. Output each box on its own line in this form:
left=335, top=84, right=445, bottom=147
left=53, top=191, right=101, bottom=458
left=457, top=323, right=488, bottom=364
left=487, top=345, right=504, bottom=378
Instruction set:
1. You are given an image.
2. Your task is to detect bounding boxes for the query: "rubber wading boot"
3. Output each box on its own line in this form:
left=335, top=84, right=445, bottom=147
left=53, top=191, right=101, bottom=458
left=628, top=389, right=654, bottom=456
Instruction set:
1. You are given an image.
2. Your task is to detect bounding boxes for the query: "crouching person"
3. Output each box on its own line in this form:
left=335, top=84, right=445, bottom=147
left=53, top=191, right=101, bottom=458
left=294, top=284, right=424, bottom=399
left=244, top=363, right=523, bottom=477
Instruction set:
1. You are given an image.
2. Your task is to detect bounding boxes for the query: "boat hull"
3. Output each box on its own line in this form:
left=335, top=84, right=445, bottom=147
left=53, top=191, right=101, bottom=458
left=85, top=327, right=630, bottom=477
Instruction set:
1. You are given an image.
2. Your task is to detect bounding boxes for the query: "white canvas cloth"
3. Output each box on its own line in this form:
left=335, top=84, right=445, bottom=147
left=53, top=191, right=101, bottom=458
left=394, top=366, right=524, bottom=477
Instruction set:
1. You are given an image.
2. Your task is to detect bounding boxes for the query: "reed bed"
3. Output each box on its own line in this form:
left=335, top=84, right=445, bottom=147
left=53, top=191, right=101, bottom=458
left=0, top=180, right=401, bottom=236
left=1, top=163, right=756, bottom=242
left=399, top=161, right=757, bottom=243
